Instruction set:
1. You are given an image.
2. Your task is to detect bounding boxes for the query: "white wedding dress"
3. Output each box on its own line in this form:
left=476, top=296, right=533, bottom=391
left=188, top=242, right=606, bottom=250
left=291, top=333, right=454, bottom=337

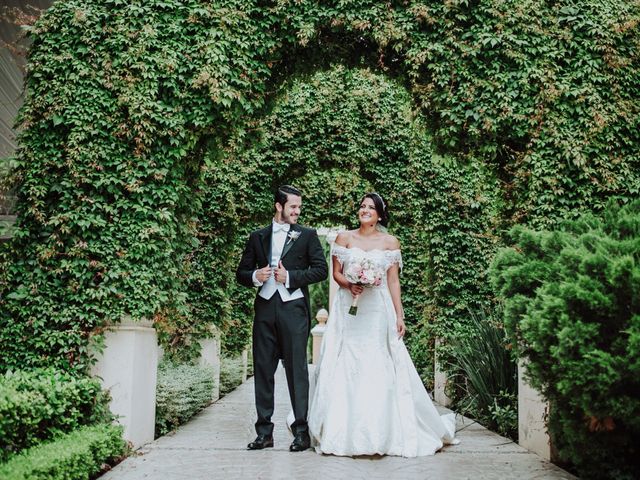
left=307, top=245, right=458, bottom=457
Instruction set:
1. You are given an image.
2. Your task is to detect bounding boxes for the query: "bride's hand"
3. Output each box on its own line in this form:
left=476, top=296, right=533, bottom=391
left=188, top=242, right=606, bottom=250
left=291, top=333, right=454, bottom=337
left=396, top=317, right=406, bottom=338
left=348, top=283, right=364, bottom=297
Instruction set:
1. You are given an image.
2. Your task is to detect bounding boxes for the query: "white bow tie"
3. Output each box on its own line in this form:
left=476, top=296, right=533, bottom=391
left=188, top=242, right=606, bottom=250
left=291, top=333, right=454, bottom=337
left=273, top=223, right=290, bottom=233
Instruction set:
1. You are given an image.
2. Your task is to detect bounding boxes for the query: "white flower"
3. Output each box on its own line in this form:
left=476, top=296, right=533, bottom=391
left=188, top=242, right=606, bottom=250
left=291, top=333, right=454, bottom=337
left=287, top=230, right=301, bottom=243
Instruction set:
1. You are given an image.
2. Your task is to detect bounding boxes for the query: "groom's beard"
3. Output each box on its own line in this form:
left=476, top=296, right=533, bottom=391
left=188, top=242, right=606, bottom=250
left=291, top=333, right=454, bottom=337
left=281, top=211, right=298, bottom=225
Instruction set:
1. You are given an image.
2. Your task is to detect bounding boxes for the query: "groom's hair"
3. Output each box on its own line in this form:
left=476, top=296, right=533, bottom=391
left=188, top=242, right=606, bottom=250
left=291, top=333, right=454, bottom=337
left=275, top=185, right=302, bottom=208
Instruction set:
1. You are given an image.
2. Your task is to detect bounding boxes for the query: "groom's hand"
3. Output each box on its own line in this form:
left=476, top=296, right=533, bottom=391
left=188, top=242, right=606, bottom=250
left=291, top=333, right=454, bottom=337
left=255, top=266, right=272, bottom=283
left=274, top=260, right=287, bottom=284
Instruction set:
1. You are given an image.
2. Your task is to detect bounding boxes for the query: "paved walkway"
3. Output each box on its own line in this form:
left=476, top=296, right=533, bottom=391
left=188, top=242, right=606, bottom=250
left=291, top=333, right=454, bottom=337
left=101, top=367, right=575, bottom=480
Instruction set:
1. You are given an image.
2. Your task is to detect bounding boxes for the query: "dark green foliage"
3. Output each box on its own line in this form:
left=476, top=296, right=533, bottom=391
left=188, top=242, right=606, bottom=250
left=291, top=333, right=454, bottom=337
left=0, top=0, right=638, bottom=389
left=0, top=423, right=126, bottom=480
left=448, top=309, right=517, bottom=440
left=0, top=368, right=111, bottom=462
left=490, top=199, right=640, bottom=479
left=155, top=361, right=215, bottom=437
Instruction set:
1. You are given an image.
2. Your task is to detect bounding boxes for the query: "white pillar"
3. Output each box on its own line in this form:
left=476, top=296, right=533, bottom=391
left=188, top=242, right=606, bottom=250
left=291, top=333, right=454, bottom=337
left=198, top=325, right=221, bottom=402
left=311, top=308, right=329, bottom=365
left=518, top=361, right=551, bottom=460
left=241, top=348, right=249, bottom=382
left=433, top=337, right=452, bottom=406
left=91, top=317, right=158, bottom=450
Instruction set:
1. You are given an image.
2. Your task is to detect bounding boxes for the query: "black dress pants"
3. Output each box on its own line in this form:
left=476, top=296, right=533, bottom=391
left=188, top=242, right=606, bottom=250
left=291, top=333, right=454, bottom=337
left=252, top=294, right=310, bottom=436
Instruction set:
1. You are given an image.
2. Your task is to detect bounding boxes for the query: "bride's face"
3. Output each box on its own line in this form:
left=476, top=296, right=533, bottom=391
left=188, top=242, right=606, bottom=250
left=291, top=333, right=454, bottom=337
left=358, top=198, right=379, bottom=226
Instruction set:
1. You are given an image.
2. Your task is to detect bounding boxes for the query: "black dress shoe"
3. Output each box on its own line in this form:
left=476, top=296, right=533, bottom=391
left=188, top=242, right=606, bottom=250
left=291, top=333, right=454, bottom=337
left=247, top=434, right=273, bottom=450
left=289, top=432, right=311, bottom=452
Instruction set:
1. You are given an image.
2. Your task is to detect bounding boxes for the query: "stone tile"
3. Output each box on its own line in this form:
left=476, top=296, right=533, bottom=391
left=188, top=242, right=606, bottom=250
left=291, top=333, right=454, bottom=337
left=100, top=366, right=576, bottom=480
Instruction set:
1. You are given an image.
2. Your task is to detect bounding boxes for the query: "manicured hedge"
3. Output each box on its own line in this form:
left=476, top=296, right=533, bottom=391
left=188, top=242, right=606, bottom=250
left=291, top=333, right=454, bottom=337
left=0, top=368, right=110, bottom=462
left=490, top=199, right=640, bottom=479
left=0, top=423, right=126, bottom=480
left=155, top=361, right=215, bottom=437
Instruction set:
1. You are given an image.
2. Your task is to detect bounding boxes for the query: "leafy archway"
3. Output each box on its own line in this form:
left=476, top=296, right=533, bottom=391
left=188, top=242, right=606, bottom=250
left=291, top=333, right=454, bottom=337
left=1, top=0, right=638, bottom=374
left=178, top=66, right=498, bottom=379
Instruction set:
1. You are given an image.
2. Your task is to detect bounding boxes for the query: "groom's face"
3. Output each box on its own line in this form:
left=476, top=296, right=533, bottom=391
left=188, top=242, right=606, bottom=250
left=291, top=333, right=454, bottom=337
left=277, top=194, right=302, bottom=224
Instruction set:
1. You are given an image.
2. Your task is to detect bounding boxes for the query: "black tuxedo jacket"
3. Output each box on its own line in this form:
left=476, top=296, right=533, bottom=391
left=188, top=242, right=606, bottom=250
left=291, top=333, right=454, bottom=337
left=236, top=223, right=328, bottom=323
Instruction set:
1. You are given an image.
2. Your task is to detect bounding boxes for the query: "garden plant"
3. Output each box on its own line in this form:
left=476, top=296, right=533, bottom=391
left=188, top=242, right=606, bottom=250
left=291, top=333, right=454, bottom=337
left=491, top=199, right=640, bottom=479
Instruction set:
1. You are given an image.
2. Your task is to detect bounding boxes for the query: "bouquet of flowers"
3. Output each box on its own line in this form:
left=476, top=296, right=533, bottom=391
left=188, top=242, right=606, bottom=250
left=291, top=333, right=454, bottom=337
left=344, top=258, right=384, bottom=315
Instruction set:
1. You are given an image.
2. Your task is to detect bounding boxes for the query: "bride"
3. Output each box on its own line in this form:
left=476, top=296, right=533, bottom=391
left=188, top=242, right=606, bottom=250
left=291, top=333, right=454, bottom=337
left=307, top=192, right=458, bottom=457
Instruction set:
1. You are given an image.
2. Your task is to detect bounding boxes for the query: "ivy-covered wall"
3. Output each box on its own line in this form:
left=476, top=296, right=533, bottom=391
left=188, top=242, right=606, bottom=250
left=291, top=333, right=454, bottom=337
left=1, top=0, right=639, bottom=375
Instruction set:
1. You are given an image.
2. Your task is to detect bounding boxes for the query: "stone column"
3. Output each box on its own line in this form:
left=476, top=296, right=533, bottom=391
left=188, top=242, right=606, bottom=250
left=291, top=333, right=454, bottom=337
left=198, top=325, right=221, bottom=402
left=91, top=317, right=158, bottom=450
left=518, top=361, right=551, bottom=460
left=433, top=337, right=452, bottom=406
left=310, top=308, right=329, bottom=365
left=241, top=348, right=249, bottom=382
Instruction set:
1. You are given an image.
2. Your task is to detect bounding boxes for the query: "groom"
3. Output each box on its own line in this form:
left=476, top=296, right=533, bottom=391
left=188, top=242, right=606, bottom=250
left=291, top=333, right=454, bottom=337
left=236, top=185, right=328, bottom=452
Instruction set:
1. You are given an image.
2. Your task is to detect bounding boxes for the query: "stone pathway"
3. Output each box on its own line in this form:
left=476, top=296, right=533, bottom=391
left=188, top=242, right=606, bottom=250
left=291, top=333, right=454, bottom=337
left=100, top=367, right=575, bottom=480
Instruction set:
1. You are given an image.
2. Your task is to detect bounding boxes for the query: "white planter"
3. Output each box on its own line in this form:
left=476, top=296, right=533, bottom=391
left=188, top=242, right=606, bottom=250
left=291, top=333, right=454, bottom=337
left=433, top=337, right=452, bottom=406
left=518, top=361, right=551, bottom=460
left=198, top=326, right=221, bottom=402
left=91, top=317, right=158, bottom=450
left=241, top=348, right=249, bottom=382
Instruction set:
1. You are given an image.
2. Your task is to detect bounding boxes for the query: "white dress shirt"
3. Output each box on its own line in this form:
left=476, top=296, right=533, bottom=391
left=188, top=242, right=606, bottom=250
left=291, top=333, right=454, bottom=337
left=252, top=221, right=304, bottom=302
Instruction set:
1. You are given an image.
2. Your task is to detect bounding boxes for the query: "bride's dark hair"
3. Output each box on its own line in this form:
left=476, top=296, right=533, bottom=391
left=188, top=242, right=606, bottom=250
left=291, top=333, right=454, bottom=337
left=360, top=192, right=389, bottom=227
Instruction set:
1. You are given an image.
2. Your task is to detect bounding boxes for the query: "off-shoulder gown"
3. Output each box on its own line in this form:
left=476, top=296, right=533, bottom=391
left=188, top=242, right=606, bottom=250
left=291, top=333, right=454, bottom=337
left=307, top=245, right=458, bottom=457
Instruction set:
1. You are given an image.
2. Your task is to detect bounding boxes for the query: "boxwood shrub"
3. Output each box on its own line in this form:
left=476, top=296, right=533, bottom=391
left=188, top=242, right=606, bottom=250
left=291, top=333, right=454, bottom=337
left=490, top=199, right=640, bottom=479
left=0, top=423, right=126, bottom=480
left=0, top=368, right=110, bottom=461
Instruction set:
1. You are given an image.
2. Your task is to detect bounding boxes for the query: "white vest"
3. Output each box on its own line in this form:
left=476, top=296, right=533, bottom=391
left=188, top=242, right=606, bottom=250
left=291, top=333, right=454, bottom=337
left=258, top=224, right=304, bottom=302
